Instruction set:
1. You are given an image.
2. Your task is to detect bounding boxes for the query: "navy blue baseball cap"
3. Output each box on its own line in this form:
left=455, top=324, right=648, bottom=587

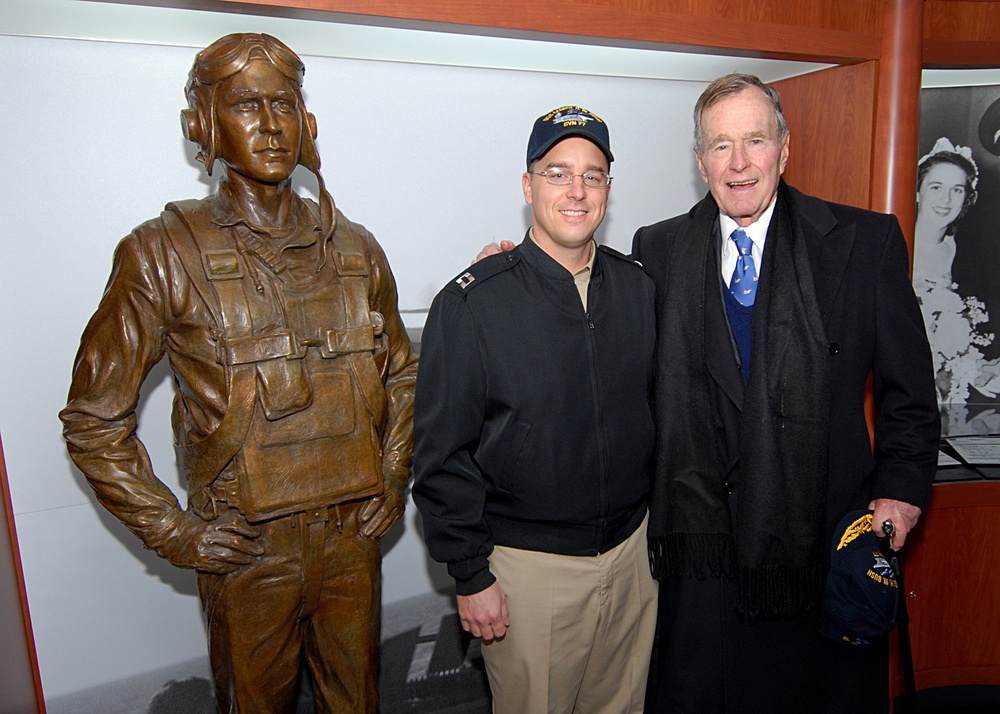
left=817, top=510, right=900, bottom=646
left=526, top=106, right=614, bottom=169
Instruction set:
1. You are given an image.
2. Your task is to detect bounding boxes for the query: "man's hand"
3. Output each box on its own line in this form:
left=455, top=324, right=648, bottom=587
left=457, top=581, right=510, bottom=642
left=868, top=498, right=922, bottom=550
left=150, top=509, right=263, bottom=574
left=474, top=240, right=516, bottom=264
left=358, top=489, right=405, bottom=539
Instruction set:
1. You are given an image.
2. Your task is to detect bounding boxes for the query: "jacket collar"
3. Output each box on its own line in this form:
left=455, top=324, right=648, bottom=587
left=518, top=229, right=601, bottom=282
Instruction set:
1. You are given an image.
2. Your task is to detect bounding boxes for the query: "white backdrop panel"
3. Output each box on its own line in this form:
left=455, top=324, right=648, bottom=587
left=0, top=33, right=705, bottom=698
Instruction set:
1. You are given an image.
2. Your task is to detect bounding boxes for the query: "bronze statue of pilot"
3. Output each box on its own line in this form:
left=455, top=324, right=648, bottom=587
left=60, top=33, right=418, bottom=712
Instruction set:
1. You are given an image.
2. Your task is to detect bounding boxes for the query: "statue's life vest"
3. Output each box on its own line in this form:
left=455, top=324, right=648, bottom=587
left=163, top=199, right=389, bottom=523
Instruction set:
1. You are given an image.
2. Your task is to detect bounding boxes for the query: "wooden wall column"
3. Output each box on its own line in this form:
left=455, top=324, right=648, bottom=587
left=871, top=0, right=924, bottom=252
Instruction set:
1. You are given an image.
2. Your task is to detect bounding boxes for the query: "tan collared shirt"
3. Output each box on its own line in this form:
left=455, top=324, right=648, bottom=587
left=528, top=228, right=597, bottom=310
left=573, top=241, right=597, bottom=311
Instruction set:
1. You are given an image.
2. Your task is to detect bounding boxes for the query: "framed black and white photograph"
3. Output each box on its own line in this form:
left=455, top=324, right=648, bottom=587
left=917, top=84, right=1000, bottom=435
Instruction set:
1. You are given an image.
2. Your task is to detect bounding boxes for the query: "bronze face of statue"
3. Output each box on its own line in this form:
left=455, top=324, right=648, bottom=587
left=213, top=61, right=305, bottom=185
left=60, top=33, right=417, bottom=712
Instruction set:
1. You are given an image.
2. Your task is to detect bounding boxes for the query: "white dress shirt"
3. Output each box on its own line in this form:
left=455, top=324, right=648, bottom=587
left=718, top=197, right=778, bottom=284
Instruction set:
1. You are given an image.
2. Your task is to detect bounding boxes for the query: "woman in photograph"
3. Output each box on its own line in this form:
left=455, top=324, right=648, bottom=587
left=913, top=137, right=979, bottom=288
left=912, top=137, right=1000, bottom=405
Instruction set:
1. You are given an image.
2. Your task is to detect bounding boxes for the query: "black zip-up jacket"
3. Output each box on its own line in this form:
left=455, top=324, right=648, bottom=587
left=413, top=234, right=656, bottom=596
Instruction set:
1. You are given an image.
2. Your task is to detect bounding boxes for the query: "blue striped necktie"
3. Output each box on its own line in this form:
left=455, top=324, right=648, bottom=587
left=728, top=228, right=758, bottom=306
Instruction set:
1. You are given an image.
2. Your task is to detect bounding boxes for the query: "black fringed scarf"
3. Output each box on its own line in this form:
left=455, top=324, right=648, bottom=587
left=648, top=182, right=832, bottom=617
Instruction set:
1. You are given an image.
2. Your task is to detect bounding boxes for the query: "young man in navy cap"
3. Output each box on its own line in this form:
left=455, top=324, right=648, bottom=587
left=413, top=106, right=658, bottom=713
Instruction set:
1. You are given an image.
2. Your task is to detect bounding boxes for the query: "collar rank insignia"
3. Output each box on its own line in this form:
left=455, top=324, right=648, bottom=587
left=456, top=272, right=476, bottom=289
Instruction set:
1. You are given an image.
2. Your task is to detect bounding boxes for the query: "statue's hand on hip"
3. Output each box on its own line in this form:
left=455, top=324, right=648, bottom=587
left=150, top=509, right=264, bottom=573
left=358, top=489, right=405, bottom=539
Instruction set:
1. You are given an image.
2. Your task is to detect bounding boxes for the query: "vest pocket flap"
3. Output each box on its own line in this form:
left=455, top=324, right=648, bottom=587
left=321, top=326, right=376, bottom=356
left=257, top=358, right=312, bottom=420
left=336, top=251, right=368, bottom=276
left=201, top=249, right=243, bottom=280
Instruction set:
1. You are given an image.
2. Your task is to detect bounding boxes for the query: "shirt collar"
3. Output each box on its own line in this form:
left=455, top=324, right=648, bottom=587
left=719, top=193, right=777, bottom=250
left=527, top=227, right=596, bottom=277
left=575, top=238, right=596, bottom=278
left=208, top=185, right=322, bottom=253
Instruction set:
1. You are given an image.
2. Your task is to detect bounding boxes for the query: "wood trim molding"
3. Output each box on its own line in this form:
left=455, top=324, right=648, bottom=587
left=923, top=0, right=1000, bottom=69
left=98, top=0, right=1000, bottom=70
left=924, top=40, right=1000, bottom=68
left=123, top=0, right=884, bottom=64
left=0, top=434, right=46, bottom=713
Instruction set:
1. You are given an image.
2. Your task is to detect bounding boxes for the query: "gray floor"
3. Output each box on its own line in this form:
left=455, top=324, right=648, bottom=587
left=47, top=591, right=490, bottom=714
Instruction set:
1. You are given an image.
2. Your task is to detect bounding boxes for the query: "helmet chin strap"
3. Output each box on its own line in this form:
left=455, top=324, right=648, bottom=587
left=298, top=108, right=336, bottom=240
left=314, top=170, right=337, bottom=240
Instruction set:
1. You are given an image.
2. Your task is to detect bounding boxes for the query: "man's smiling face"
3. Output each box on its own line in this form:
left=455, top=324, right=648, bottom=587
left=695, top=87, right=789, bottom=228
left=522, top=136, right=610, bottom=260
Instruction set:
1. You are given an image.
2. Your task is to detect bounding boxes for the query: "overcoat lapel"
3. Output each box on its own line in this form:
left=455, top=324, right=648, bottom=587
left=704, top=222, right=745, bottom=413
left=673, top=197, right=747, bottom=413
left=793, top=188, right=854, bottom=328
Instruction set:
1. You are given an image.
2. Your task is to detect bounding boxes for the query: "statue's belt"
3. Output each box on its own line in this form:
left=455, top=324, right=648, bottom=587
left=190, top=477, right=242, bottom=519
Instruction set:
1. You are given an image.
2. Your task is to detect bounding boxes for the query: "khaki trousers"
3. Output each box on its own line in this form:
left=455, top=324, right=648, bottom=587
left=482, top=516, right=657, bottom=714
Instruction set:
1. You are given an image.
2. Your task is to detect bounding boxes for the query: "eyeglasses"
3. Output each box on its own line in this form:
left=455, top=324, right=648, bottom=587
left=528, top=168, right=612, bottom=188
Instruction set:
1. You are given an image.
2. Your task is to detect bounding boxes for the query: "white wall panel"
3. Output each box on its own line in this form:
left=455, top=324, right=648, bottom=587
left=0, top=32, right=708, bottom=699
